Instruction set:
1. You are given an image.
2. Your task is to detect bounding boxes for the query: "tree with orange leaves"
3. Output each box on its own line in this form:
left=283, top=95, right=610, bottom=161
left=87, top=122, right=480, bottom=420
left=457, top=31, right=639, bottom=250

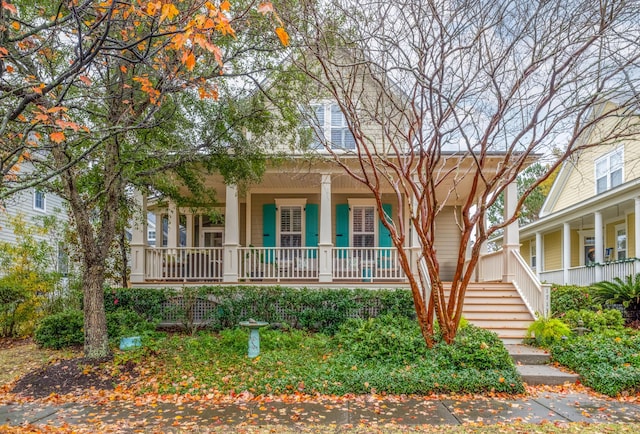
left=0, top=0, right=291, bottom=359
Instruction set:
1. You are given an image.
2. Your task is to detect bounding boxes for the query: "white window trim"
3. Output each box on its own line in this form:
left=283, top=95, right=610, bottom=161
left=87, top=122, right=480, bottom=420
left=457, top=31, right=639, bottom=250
left=594, top=146, right=624, bottom=194
left=347, top=198, right=378, bottom=248
left=530, top=239, right=537, bottom=270
left=33, top=190, right=46, bottom=213
left=579, top=229, right=595, bottom=266
left=614, top=222, right=627, bottom=260
left=303, top=101, right=356, bottom=153
left=275, top=198, right=307, bottom=247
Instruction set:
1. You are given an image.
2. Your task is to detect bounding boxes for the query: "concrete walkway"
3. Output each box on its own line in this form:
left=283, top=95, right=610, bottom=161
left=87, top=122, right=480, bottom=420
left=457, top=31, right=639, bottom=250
left=2, top=392, right=640, bottom=430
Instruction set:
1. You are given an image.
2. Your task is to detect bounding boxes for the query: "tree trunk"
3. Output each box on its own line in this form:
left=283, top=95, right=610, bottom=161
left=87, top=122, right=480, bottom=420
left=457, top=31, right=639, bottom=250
left=83, top=263, right=110, bottom=359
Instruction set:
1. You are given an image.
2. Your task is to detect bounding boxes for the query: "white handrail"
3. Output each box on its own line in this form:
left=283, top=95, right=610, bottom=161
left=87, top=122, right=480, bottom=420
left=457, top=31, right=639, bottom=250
left=511, top=250, right=549, bottom=317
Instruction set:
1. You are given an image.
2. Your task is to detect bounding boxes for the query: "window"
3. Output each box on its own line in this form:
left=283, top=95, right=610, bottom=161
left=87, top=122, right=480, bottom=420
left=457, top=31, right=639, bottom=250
left=279, top=206, right=302, bottom=247
left=595, top=148, right=623, bottom=194
left=302, top=102, right=355, bottom=150
left=57, top=242, right=69, bottom=276
left=584, top=235, right=595, bottom=265
left=530, top=240, right=537, bottom=269
left=148, top=230, right=156, bottom=241
left=616, top=224, right=627, bottom=260
left=352, top=206, right=375, bottom=247
left=330, top=104, right=355, bottom=149
left=33, top=190, right=46, bottom=212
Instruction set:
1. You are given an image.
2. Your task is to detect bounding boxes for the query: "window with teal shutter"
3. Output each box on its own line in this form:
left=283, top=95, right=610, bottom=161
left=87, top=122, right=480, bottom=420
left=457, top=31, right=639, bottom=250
left=335, top=204, right=349, bottom=257
left=379, top=204, right=393, bottom=267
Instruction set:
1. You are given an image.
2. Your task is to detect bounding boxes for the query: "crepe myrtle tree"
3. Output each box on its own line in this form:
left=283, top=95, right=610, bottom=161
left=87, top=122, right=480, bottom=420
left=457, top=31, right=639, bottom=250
left=290, top=0, right=640, bottom=345
left=0, top=0, right=291, bottom=359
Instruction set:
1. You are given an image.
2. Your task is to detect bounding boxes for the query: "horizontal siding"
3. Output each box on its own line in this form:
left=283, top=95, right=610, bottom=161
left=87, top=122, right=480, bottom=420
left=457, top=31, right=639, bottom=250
left=570, top=230, right=580, bottom=267
left=434, top=207, right=462, bottom=281
left=0, top=189, right=67, bottom=245
left=520, top=239, right=531, bottom=265
left=543, top=230, right=562, bottom=271
left=630, top=213, right=636, bottom=258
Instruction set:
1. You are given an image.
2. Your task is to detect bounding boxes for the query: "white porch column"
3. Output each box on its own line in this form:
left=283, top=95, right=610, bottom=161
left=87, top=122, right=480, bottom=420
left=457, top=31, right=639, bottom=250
left=185, top=213, right=194, bottom=247
left=563, top=223, right=571, bottom=285
left=535, top=231, right=542, bottom=280
left=318, top=174, right=333, bottom=282
left=410, top=196, right=421, bottom=282
left=636, top=197, right=640, bottom=274
left=130, top=190, right=147, bottom=283
left=154, top=212, right=163, bottom=247
left=223, top=184, right=240, bottom=282
left=167, top=200, right=179, bottom=249
left=502, top=181, right=519, bottom=283
left=595, top=210, right=604, bottom=282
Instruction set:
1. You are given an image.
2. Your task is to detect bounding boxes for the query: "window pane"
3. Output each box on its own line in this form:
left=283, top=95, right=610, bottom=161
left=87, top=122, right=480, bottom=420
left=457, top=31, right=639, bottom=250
left=331, top=104, right=343, bottom=127
left=364, top=208, right=375, bottom=232
left=610, top=150, right=623, bottom=169
left=611, top=169, right=622, bottom=188
left=596, top=177, right=607, bottom=194
left=595, top=159, right=607, bottom=178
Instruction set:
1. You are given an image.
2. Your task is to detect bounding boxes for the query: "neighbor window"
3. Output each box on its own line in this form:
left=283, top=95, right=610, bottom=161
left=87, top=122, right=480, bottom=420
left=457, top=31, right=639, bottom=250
left=616, top=224, right=627, bottom=260
left=330, top=104, right=356, bottom=149
left=595, top=148, right=623, bottom=194
left=33, top=190, right=46, bottom=212
left=530, top=240, right=537, bottom=269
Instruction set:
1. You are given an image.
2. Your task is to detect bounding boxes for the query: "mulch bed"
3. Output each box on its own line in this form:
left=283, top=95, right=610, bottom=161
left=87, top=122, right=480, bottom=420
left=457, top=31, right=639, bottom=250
left=11, top=357, right=135, bottom=399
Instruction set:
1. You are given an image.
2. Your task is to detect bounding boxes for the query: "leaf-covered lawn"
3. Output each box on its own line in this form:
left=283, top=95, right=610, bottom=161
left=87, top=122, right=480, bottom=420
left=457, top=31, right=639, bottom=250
left=0, top=339, right=79, bottom=386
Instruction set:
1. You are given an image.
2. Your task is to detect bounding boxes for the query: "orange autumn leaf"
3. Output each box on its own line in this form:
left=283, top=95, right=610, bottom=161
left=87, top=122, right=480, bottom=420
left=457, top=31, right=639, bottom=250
left=11, top=21, right=19, bottom=30
left=146, top=1, right=161, bottom=15
left=0, top=46, right=8, bottom=57
left=220, top=0, right=231, bottom=11
left=6, top=65, right=13, bottom=73
left=184, top=51, right=196, bottom=71
left=160, top=3, right=179, bottom=23
left=257, top=2, right=274, bottom=14
left=275, top=27, right=289, bottom=46
left=50, top=131, right=65, bottom=143
left=120, top=65, right=128, bottom=73
left=79, top=75, right=92, bottom=86
left=47, top=106, right=67, bottom=113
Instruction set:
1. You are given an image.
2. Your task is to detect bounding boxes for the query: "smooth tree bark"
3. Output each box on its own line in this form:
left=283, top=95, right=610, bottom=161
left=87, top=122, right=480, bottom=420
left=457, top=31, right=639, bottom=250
left=291, top=0, right=640, bottom=345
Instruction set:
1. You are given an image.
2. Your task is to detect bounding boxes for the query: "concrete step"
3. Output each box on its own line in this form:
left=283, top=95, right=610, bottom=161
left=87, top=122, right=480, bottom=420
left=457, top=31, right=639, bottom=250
left=506, top=344, right=551, bottom=365
left=463, top=312, right=533, bottom=321
left=516, top=364, right=579, bottom=386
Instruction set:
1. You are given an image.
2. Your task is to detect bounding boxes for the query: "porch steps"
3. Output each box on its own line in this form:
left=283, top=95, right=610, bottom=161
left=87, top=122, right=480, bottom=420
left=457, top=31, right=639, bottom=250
left=444, top=282, right=534, bottom=344
left=506, top=344, right=579, bottom=385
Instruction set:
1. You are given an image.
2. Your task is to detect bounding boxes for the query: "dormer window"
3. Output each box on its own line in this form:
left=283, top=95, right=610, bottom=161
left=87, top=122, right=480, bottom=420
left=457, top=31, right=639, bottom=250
left=303, top=102, right=355, bottom=150
left=595, top=148, right=623, bottom=194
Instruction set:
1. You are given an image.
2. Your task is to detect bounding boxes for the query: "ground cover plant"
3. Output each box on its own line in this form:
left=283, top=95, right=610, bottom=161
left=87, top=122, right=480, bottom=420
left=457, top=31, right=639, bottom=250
left=119, top=315, right=523, bottom=396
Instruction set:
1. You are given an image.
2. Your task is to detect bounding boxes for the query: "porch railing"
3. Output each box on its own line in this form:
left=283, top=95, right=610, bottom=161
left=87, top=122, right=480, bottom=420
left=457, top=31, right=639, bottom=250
left=541, top=259, right=639, bottom=286
left=145, top=247, right=224, bottom=281
left=538, top=269, right=564, bottom=285
left=477, top=250, right=503, bottom=282
left=512, top=250, right=549, bottom=317
left=238, top=247, right=319, bottom=281
left=332, top=247, right=406, bottom=280
left=567, top=266, right=596, bottom=286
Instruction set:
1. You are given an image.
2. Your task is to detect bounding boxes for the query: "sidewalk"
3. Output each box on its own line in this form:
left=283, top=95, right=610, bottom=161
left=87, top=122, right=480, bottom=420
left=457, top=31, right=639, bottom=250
left=2, top=392, right=640, bottom=431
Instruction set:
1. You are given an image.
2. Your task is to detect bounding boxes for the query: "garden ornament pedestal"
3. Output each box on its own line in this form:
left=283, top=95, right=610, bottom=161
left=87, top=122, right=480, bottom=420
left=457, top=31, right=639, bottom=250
left=239, top=319, right=269, bottom=358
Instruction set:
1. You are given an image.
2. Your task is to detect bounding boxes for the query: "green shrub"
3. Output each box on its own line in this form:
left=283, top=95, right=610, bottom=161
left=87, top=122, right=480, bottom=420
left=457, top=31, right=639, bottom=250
left=104, top=287, right=171, bottom=321
left=106, top=309, right=156, bottom=340
left=550, top=331, right=640, bottom=396
left=34, top=310, right=84, bottom=349
left=526, top=317, right=571, bottom=347
left=563, top=309, right=624, bottom=333
left=550, top=284, right=598, bottom=315
left=334, top=314, right=425, bottom=363
left=591, top=274, right=640, bottom=310
left=435, top=325, right=514, bottom=370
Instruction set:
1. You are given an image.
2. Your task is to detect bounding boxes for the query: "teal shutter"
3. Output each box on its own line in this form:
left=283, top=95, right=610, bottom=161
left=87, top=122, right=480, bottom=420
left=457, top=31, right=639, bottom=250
left=335, top=204, right=349, bottom=258
left=305, top=204, right=318, bottom=258
left=379, top=204, right=393, bottom=261
left=263, top=204, right=276, bottom=264
left=263, top=204, right=276, bottom=247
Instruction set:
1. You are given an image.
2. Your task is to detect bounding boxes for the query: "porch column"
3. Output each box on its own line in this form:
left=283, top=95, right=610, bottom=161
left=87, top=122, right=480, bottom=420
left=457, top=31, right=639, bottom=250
left=130, top=190, right=147, bottom=283
left=563, top=223, right=571, bottom=285
left=595, top=210, right=604, bottom=282
left=223, top=184, right=240, bottom=282
left=154, top=212, right=163, bottom=247
left=185, top=213, right=194, bottom=247
left=502, top=181, right=519, bottom=283
left=410, top=196, right=422, bottom=283
left=167, top=200, right=179, bottom=249
left=318, top=174, right=333, bottom=282
left=535, top=231, right=542, bottom=280
left=636, top=197, right=640, bottom=274
left=245, top=191, right=252, bottom=247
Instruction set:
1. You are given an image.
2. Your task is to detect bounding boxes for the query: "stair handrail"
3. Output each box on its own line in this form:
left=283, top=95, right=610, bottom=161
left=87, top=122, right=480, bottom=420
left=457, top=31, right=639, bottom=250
left=511, top=250, right=550, bottom=318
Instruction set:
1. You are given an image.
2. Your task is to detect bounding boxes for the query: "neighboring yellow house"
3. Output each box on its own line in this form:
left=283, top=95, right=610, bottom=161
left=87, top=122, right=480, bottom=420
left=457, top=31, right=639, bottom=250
left=519, top=101, right=640, bottom=286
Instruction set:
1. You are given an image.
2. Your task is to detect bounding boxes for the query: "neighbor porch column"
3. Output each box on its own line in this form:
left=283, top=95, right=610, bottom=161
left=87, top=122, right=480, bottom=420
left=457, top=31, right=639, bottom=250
left=130, top=190, right=147, bottom=284
left=223, top=184, right=240, bottom=282
left=167, top=200, right=179, bottom=249
left=245, top=190, right=252, bottom=247
left=563, top=222, right=571, bottom=285
left=502, top=181, right=519, bottom=283
left=535, top=231, right=542, bottom=280
left=318, top=174, right=333, bottom=282
left=595, top=210, right=604, bottom=282
left=636, top=197, right=640, bottom=274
